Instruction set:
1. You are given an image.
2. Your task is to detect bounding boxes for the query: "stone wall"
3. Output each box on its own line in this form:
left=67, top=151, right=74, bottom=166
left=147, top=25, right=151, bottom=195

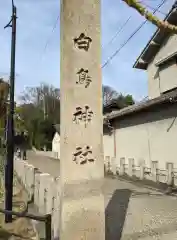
left=104, top=156, right=176, bottom=187
left=14, top=157, right=60, bottom=239
left=104, top=103, right=177, bottom=170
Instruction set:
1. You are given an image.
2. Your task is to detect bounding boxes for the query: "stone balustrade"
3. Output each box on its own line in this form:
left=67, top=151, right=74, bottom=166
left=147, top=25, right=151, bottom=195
left=104, top=156, right=175, bottom=187
left=13, top=157, right=60, bottom=238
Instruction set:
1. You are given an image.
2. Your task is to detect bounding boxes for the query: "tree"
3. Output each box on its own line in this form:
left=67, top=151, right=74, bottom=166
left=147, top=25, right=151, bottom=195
left=18, top=83, right=60, bottom=150
left=123, top=0, right=177, bottom=33
left=121, top=94, right=134, bottom=106
left=0, top=79, right=9, bottom=118
left=102, top=85, right=135, bottom=109
left=0, top=79, right=9, bottom=142
left=38, top=118, right=56, bottom=150
left=15, top=103, right=43, bottom=148
left=17, top=82, right=134, bottom=149
left=103, top=85, right=119, bottom=106
left=103, top=93, right=135, bottom=114
left=19, top=83, right=60, bottom=124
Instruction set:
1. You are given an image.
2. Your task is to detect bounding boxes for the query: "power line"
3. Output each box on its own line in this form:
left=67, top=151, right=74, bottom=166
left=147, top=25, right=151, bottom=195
left=102, top=0, right=167, bottom=69
left=41, top=13, right=59, bottom=118
left=102, top=21, right=148, bottom=69
left=102, top=16, right=132, bottom=50
left=40, top=14, right=59, bottom=62
left=141, top=2, right=166, bottom=15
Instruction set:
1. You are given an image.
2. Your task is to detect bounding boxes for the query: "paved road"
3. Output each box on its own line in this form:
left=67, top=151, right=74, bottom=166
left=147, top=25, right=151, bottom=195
left=105, top=178, right=177, bottom=240
left=27, top=151, right=60, bottom=177
left=27, top=151, right=177, bottom=239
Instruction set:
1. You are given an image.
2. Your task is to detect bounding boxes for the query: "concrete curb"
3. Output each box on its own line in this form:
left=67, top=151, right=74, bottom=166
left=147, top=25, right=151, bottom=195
left=106, top=173, right=177, bottom=197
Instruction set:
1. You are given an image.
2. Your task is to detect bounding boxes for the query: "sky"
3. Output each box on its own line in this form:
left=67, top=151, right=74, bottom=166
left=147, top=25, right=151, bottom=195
left=0, top=0, right=175, bottom=102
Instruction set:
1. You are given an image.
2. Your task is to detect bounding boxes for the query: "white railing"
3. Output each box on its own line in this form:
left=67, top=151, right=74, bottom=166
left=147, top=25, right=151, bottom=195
left=104, top=156, right=175, bottom=187
left=14, top=157, right=60, bottom=239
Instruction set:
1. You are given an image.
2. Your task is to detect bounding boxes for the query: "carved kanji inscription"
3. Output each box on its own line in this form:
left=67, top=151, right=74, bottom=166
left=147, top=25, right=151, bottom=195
left=72, top=146, right=95, bottom=165
left=74, top=33, right=92, bottom=51
left=76, top=68, right=92, bottom=88
left=73, top=105, right=93, bottom=128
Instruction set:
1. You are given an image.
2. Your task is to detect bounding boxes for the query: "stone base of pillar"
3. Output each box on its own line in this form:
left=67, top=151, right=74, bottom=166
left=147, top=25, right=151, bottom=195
left=60, top=180, right=105, bottom=240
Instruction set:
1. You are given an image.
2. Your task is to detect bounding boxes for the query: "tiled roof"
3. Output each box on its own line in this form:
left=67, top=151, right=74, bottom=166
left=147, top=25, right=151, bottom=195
left=104, top=89, right=177, bottom=122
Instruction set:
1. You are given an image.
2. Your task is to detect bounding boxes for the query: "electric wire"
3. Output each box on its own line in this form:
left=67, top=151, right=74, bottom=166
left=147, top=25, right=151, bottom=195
left=102, top=0, right=167, bottom=69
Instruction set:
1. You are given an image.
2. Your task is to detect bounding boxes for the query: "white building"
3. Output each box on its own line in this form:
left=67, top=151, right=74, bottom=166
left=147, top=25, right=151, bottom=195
left=103, top=3, right=177, bottom=172
left=52, top=124, right=60, bottom=159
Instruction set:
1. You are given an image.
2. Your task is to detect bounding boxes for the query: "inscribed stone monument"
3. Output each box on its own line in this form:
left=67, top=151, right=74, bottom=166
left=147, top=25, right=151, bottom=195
left=60, top=0, right=105, bottom=239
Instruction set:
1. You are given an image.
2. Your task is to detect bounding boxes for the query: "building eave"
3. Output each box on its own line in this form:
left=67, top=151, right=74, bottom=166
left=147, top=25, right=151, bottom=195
left=133, top=6, right=177, bottom=70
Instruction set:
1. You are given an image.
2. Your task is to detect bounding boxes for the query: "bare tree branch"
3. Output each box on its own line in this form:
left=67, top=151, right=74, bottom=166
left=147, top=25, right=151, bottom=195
left=103, top=85, right=119, bottom=106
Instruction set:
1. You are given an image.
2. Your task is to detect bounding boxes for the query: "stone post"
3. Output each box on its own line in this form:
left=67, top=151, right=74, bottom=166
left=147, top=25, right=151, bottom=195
left=111, top=157, right=117, bottom=175
left=46, top=176, right=55, bottom=214
left=34, top=171, right=41, bottom=208
left=140, top=162, right=145, bottom=180
left=53, top=178, right=61, bottom=239
left=119, top=157, right=125, bottom=176
left=60, top=0, right=104, bottom=239
left=25, top=164, right=35, bottom=201
left=166, top=162, right=174, bottom=186
left=151, top=161, right=158, bottom=182
left=128, top=158, right=134, bottom=177
left=38, top=173, right=50, bottom=214
left=20, top=160, right=27, bottom=186
left=106, top=157, right=110, bottom=173
left=105, top=156, right=110, bottom=173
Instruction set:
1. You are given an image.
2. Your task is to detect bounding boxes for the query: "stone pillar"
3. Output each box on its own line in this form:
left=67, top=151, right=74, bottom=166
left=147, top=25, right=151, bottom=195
left=140, top=163, right=145, bottom=180
left=128, top=158, right=134, bottom=177
left=60, top=0, right=104, bottom=239
left=38, top=173, right=50, bottom=214
left=19, top=160, right=27, bottom=186
left=166, top=162, right=174, bottom=185
left=105, top=156, right=110, bottom=173
left=107, top=156, right=111, bottom=172
left=53, top=177, right=61, bottom=239
left=46, top=176, right=55, bottom=214
left=119, top=157, right=125, bottom=176
left=25, top=164, right=35, bottom=201
left=151, top=161, right=158, bottom=182
left=34, top=171, right=41, bottom=208
left=111, top=157, right=117, bottom=175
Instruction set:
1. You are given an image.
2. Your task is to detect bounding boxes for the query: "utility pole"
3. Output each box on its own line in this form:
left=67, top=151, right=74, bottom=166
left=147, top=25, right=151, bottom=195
left=4, top=1, right=17, bottom=223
